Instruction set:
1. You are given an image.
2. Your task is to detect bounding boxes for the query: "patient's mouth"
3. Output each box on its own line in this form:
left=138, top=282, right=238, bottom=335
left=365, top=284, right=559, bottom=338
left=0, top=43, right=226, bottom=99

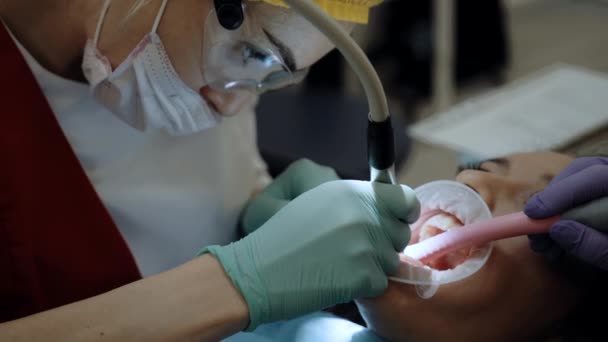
left=390, top=180, right=494, bottom=298
left=409, top=210, right=472, bottom=271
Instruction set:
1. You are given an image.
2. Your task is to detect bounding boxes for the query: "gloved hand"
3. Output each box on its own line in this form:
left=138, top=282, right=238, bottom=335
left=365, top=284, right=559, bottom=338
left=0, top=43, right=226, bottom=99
left=241, top=159, right=340, bottom=235
left=525, top=157, right=608, bottom=269
left=201, top=180, right=420, bottom=330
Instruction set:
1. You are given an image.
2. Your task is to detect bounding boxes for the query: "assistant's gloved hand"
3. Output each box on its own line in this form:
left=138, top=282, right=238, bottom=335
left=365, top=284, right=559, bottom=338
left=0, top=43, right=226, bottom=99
left=202, top=180, right=420, bottom=330
left=241, top=159, right=340, bottom=235
left=525, top=157, right=608, bottom=269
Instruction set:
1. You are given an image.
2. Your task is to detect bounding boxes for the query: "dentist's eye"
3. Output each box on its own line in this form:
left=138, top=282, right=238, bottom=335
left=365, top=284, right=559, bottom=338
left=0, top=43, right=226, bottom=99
left=241, top=42, right=278, bottom=67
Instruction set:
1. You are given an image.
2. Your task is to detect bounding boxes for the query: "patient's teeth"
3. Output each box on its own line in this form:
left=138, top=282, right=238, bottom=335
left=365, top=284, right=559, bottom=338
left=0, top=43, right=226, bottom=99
left=424, top=213, right=462, bottom=231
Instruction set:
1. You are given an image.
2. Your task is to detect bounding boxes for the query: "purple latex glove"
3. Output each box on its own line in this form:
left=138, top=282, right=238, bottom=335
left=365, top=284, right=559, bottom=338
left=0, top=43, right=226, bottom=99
left=525, top=157, right=608, bottom=269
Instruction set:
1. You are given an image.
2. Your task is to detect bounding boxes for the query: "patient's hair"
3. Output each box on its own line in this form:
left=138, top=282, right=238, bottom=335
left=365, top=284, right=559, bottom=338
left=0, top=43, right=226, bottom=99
left=574, top=139, right=608, bottom=158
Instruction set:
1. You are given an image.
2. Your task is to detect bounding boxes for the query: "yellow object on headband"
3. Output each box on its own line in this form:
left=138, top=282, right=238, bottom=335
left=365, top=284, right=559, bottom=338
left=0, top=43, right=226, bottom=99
left=252, top=0, right=383, bottom=24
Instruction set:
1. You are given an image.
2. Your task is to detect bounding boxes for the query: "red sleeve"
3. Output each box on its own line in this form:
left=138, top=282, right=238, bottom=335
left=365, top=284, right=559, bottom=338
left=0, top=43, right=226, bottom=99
left=0, top=22, right=141, bottom=322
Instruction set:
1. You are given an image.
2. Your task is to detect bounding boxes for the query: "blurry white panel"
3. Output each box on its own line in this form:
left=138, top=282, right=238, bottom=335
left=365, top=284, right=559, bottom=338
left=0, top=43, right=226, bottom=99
left=408, top=64, right=608, bottom=158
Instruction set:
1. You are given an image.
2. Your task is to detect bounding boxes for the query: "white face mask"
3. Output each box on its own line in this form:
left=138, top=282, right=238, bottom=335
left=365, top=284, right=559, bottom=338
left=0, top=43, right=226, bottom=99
left=82, top=0, right=220, bottom=136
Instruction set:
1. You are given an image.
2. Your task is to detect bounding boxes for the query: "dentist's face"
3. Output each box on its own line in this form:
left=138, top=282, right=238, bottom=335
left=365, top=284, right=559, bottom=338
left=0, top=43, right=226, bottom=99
left=94, top=0, right=353, bottom=116
left=357, top=152, right=579, bottom=341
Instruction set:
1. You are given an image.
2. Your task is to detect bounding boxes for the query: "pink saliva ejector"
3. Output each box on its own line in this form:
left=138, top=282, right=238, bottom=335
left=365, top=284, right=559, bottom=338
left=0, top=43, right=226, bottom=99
left=390, top=180, right=561, bottom=299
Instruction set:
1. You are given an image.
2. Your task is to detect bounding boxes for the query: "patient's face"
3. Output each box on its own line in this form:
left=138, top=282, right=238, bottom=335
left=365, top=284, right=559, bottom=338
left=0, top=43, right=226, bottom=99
left=357, top=151, right=578, bottom=341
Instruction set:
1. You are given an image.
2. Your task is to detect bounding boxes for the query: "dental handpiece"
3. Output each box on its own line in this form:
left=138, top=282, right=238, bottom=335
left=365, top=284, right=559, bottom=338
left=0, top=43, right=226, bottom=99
left=281, top=0, right=397, bottom=185
left=368, top=119, right=397, bottom=184
left=404, top=198, right=608, bottom=264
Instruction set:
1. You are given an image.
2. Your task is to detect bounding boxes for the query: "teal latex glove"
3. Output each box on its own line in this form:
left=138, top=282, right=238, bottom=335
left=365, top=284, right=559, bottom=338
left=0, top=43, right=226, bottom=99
left=201, top=180, right=420, bottom=330
left=241, top=159, right=340, bottom=235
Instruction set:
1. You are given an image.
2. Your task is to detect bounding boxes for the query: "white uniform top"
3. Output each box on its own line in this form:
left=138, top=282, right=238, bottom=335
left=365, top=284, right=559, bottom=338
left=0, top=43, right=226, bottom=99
left=13, top=35, right=271, bottom=277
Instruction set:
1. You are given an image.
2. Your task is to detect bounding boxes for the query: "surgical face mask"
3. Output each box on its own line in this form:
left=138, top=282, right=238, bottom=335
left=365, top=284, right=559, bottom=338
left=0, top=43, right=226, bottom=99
left=390, top=180, right=493, bottom=299
left=82, top=0, right=220, bottom=136
left=202, top=7, right=309, bottom=95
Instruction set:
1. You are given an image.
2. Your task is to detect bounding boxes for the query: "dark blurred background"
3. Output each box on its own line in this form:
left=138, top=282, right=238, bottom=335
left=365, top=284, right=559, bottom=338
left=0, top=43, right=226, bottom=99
left=304, top=0, right=509, bottom=116
left=256, top=0, right=510, bottom=180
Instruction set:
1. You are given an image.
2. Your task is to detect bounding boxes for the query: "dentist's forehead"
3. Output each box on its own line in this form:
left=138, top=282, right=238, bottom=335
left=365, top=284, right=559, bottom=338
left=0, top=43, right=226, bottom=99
left=249, top=3, right=355, bottom=69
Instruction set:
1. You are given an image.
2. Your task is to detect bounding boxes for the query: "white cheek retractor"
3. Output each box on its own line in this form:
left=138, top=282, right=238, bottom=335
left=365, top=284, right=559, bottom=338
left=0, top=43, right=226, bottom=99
left=389, top=180, right=493, bottom=299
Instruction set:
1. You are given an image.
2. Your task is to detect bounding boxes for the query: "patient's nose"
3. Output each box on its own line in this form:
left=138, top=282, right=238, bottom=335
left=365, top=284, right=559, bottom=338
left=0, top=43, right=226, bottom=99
left=456, top=170, right=503, bottom=212
left=200, top=86, right=258, bottom=116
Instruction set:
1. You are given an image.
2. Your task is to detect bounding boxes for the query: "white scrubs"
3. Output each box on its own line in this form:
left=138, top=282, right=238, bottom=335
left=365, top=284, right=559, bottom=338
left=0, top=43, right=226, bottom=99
left=14, top=37, right=270, bottom=277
